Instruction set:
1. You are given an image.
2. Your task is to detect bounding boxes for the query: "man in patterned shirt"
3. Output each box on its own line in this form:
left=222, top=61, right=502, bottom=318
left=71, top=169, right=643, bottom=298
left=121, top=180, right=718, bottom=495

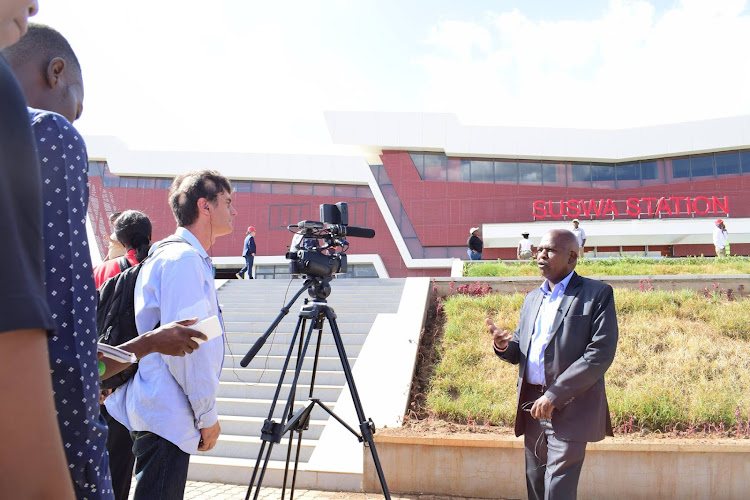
left=4, top=24, right=208, bottom=500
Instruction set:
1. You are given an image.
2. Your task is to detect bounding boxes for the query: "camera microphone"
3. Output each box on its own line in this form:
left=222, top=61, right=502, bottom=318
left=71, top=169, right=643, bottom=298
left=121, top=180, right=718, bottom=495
left=342, top=225, right=375, bottom=239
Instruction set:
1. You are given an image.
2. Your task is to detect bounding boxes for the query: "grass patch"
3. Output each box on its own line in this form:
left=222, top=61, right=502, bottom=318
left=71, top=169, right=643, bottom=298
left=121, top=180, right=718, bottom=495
left=465, top=256, right=750, bottom=277
left=423, top=289, right=750, bottom=434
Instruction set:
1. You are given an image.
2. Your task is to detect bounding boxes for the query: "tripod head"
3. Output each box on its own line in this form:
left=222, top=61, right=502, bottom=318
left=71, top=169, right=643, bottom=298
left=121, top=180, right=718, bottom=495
left=307, top=276, right=332, bottom=301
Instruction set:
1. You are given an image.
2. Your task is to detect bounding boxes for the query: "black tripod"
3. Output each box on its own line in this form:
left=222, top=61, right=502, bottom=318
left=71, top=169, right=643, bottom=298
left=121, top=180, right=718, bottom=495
left=239, top=276, right=391, bottom=500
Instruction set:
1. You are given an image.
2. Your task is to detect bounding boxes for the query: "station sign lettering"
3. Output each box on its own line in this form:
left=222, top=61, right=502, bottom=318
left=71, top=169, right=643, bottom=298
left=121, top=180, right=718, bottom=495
left=532, top=196, right=729, bottom=219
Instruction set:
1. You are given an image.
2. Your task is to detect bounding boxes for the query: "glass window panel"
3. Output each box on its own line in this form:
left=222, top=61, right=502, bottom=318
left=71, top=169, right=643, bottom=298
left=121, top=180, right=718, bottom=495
left=741, top=151, right=750, bottom=174
left=591, top=164, right=614, bottom=181
left=494, top=160, right=517, bottom=183
left=120, top=176, right=138, bottom=188
left=334, top=185, right=357, bottom=198
left=88, top=162, right=102, bottom=177
left=380, top=185, right=401, bottom=222
left=423, top=247, right=449, bottom=258
left=423, top=154, right=446, bottom=181
left=671, top=158, right=690, bottom=178
left=155, top=178, right=172, bottom=189
left=399, top=207, right=418, bottom=238
left=410, top=153, right=425, bottom=178
left=137, top=177, right=155, bottom=189
left=616, top=162, right=640, bottom=181
left=690, top=155, right=714, bottom=178
left=542, top=162, right=562, bottom=185
left=252, top=182, right=272, bottom=194
left=313, top=184, right=334, bottom=196
left=715, top=152, right=740, bottom=176
left=356, top=186, right=374, bottom=198
left=446, top=158, right=462, bottom=182
left=102, top=167, right=120, bottom=187
left=570, top=163, right=591, bottom=183
left=459, top=160, right=471, bottom=182
left=271, top=183, right=292, bottom=195
left=292, top=183, right=312, bottom=196
left=235, top=181, right=252, bottom=193
left=518, top=161, right=542, bottom=184
left=640, top=161, right=659, bottom=180
left=470, top=160, right=494, bottom=183
left=405, top=237, right=423, bottom=259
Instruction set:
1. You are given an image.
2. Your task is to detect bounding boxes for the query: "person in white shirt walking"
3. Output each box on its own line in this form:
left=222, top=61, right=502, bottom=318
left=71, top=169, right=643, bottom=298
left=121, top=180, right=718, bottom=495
left=713, top=219, right=729, bottom=256
left=105, top=170, right=237, bottom=500
left=572, top=219, right=586, bottom=258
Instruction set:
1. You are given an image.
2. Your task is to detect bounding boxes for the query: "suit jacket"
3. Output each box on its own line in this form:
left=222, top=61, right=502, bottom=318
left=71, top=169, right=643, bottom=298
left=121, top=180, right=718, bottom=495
left=496, top=272, right=618, bottom=442
left=242, top=235, right=256, bottom=257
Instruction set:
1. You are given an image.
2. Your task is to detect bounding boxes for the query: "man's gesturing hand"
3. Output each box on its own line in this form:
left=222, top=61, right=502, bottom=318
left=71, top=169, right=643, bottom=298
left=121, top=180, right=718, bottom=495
left=145, top=318, right=208, bottom=357
left=198, top=421, right=221, bottom=451
left=485, top=318, right=512, bottom=351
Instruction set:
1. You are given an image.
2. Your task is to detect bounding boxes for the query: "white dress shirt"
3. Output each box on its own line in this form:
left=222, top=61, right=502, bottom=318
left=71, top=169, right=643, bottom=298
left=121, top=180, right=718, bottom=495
left=106, top=227, right=225, bottom=454
left=526, top=270, right=575, bottom=386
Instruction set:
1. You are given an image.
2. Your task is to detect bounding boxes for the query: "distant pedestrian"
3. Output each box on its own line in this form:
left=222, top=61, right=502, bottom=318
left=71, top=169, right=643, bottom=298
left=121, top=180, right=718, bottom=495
left=517, top=232, right=534, bottom=260
left=467, top=226, right=483, bottom=260
left=572, top=219, right=586, bottom=258
left=713, top=219, right=729, bottom=256
left=237, top=226, right=256, bottom=278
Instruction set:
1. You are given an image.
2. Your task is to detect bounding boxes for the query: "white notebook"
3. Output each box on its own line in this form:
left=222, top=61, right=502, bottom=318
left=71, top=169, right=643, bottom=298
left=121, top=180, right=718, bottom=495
left=97, top=343, right=138, bottom=364
left=191, top=315, right=223, bottom=345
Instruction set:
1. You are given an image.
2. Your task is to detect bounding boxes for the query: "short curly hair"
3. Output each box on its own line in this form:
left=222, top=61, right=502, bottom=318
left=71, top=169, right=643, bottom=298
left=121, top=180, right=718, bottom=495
left=168, top=170, right=232, bottom=227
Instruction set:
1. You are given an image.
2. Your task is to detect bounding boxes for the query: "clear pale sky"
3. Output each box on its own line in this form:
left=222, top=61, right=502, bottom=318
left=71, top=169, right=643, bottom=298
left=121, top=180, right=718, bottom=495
left=31, top=0, right=750, bottom=154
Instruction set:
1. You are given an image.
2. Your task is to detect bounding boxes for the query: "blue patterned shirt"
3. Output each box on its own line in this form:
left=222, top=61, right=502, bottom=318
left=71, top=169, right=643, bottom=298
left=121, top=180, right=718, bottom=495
left=30, top=108, right=113, bottom=499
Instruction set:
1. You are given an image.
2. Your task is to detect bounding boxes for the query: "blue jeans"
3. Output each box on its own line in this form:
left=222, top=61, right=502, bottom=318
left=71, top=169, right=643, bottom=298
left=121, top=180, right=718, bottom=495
left=238, top=255, right=254, bottom=278
left=131, top=431, right=190, bottom=500
left=467, top=249, right=482, bottom=260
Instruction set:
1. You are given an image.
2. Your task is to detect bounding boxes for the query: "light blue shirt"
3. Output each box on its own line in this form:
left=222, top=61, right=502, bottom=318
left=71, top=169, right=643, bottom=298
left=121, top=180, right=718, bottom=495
left=526, top=270, right=575, bottom=386
left=105, top=227, right=225, bottom=454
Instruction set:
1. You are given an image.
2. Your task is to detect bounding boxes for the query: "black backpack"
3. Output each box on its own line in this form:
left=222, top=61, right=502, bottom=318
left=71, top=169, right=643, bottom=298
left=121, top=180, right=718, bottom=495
left=97, top=238, right=185, bottom=390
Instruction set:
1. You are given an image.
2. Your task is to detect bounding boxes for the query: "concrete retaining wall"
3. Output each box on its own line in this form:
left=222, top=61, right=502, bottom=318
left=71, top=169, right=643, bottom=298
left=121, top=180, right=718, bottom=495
left=364, top=435, right=750, bottom=500
left=433, top=275, right=750, bottom=296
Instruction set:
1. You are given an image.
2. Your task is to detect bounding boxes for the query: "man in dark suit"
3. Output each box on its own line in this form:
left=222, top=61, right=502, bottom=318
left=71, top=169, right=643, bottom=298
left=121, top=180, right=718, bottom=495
left=487, top=229, right=618, bottom=500
left=237, top=226, right=256, bottom=279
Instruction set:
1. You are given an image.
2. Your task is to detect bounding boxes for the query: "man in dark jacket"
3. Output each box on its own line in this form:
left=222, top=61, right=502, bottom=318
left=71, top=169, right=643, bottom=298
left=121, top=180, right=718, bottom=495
left=486, top=229, right=618, bottom=500
left=237, top=226, right=256, bottom=279
left=467, top=226, right=483, bottom=260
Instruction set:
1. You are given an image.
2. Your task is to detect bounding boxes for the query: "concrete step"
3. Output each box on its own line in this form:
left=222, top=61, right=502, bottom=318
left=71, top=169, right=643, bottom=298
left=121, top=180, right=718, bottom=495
left=216, top=397, right=337, bottom=420
left=219, top=415, right=327, bottom=439
left=216, top=381, right=344, bottom=402
left=223, top=355, right=357, bottom=372
left=221, top=312, right=381, bottom=323
left=219, top=368, right=346, bottom=386
left=226, top=330, right=372, bottom=345
left=188, top=455, right=362, bottom=491
left=224, top=323, right=373, bottom=335
left=225, top=342, right=361, bottom=358
left=203, top=433, right=318, bottom=462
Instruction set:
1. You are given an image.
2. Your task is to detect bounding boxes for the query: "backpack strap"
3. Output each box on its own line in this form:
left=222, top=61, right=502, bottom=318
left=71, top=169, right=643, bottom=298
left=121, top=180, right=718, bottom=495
left=117, top=255, right=132, bottom=272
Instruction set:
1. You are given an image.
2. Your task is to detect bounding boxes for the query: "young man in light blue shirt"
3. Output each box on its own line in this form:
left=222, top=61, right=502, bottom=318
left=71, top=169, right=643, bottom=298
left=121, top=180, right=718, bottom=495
left=106, top=170, right=237, bottom=500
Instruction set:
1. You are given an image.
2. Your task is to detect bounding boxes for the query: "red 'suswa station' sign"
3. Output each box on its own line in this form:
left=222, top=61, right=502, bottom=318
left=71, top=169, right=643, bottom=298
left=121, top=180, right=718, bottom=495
left=532, top=196, right=729, bottom=219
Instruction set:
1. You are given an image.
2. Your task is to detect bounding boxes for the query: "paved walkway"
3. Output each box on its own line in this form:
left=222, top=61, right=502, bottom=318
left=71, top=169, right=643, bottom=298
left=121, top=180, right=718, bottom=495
left=130, top=480, right=493, bottom=499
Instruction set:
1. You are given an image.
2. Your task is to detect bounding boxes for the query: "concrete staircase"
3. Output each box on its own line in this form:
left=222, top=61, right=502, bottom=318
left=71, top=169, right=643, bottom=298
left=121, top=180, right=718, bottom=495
left=188, top=278, right=410, bottom=490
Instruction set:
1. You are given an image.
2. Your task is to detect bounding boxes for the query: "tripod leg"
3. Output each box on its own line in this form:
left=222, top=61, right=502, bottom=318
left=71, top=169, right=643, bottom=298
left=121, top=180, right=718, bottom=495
left=245, top=311, right=314, bottom=500
left=324, top=307, right=391, bottom=499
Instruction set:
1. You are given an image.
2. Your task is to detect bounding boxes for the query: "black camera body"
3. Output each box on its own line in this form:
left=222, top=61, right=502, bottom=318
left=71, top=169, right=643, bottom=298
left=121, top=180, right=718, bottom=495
left=286, top=202, right=373, bottom=278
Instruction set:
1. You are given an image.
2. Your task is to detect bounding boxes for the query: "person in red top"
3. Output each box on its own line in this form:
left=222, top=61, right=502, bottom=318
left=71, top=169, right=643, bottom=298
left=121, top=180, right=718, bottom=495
left=94, top=210, right=152, bottom=289
left=93, top=209, right=152, bottom=499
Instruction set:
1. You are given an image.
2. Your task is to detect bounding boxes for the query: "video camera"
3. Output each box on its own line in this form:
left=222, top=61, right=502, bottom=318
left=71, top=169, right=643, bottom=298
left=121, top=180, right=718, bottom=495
left=286, top=202, right=375, bottom=278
